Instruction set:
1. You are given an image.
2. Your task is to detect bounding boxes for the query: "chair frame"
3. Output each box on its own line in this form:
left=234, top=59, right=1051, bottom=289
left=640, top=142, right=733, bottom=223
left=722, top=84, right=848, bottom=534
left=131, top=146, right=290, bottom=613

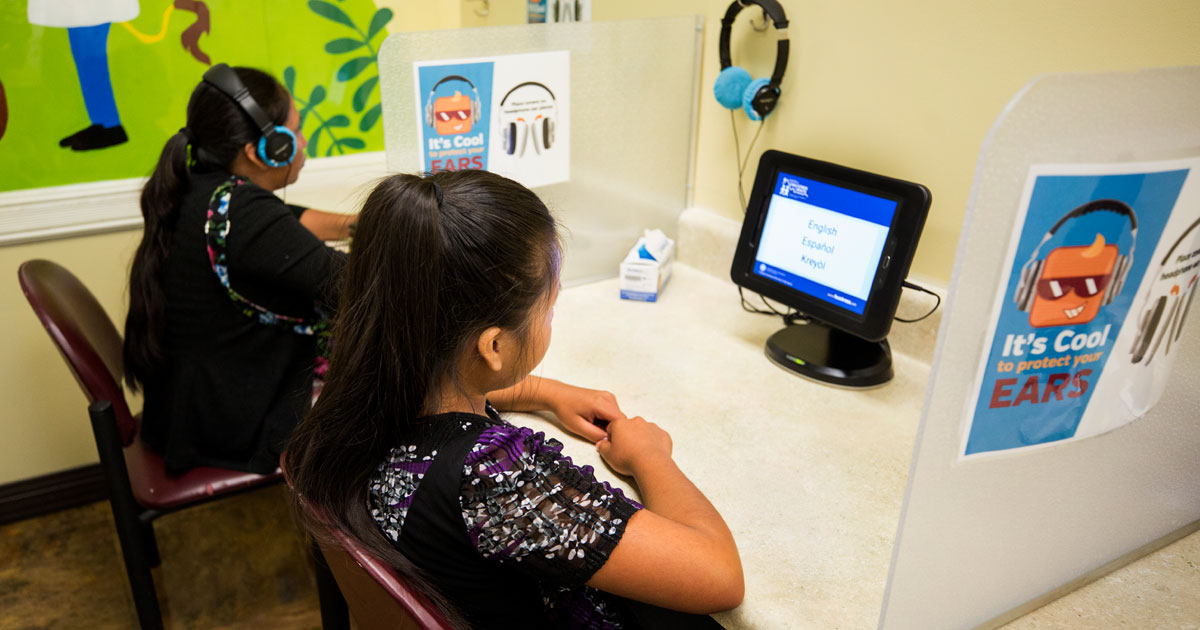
left=19, top=259, right=345, bottom=629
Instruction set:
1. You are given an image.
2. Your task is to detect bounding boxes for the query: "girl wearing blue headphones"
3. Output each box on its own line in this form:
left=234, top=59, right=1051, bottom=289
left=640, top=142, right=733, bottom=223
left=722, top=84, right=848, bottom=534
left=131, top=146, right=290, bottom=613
left=124, top=65, right=356, bottom=474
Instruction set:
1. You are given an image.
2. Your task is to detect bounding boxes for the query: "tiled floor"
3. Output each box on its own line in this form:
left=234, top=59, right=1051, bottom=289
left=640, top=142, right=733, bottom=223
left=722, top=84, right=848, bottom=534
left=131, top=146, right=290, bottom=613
left=0, top=485, right=324, bottom=629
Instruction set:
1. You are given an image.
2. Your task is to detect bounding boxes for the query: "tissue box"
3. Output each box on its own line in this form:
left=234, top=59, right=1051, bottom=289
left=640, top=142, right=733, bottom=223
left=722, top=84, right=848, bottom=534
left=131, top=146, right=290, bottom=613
left=619, top=234, right=674, bottom=302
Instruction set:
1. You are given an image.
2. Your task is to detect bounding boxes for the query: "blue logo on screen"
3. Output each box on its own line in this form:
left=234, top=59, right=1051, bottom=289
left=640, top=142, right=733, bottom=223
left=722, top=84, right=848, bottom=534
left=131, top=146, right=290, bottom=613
left=779, top=176, right=809, bottom=199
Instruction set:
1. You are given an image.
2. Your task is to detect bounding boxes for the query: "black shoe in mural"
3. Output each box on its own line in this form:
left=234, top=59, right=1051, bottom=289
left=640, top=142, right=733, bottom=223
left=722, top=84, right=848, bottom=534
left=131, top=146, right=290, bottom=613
left=59, top=125, right=128, bottom=151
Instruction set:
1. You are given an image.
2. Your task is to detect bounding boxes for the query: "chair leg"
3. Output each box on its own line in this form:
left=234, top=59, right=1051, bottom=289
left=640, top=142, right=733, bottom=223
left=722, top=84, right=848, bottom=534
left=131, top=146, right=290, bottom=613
left=312, top=540, right=350, bottom=630
left=90, top=401, right=165, bottom=630
left=139, top=517, right=162, bottom=568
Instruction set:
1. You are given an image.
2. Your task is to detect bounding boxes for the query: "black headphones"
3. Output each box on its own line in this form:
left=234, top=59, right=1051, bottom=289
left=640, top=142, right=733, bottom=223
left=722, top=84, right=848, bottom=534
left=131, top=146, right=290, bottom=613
left=202, top=63, right=296, bottom=168
left=497, top=81, right=557, bottom=156
left=713, top=0, right=790, bottom=121
left=423, top=75, right=482, bottom=128
left=1130, top=216, right=1200, bottom=364
left=1014, top=199, right=1139, bottom=312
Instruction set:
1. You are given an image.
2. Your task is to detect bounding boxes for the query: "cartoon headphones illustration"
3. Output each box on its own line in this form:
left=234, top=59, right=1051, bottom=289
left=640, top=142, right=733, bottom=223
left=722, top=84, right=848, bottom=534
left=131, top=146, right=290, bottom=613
left=202, top=63, right=296, bottom=168
left=553, top=0, right=580, bottom=22
left=497, top=81, right=556, bottom=156
left=713, top=0, right=790, bottom=121
left=423, top=75, right=482, bottom=128
left=1013, top=199, right=1139, bottom=312
left=1130, top=216, right=1200, bottom=364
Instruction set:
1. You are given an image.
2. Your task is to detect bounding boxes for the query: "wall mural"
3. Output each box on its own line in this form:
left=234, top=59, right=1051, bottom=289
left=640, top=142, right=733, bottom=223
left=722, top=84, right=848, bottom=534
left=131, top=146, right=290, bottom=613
left=0, top=0, right=391, bottom=193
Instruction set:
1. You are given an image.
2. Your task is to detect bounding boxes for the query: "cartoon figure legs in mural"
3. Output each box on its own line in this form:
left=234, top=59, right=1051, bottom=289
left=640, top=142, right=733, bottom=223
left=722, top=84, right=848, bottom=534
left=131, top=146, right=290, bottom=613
left=27, top=0, right=210, bottom=152
left=28, top=1, right=138, bottom=150
left=62, top=22, right=130, bottom=150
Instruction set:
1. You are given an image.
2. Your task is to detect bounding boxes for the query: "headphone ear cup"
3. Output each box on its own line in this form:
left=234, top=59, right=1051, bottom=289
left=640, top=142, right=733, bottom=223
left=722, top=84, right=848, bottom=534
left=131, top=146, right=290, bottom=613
left=515, top=120, right=528, bottom=157
left=473, top=97, right=481, bottom=124
left=1018, top=260, right=1044, bottom=312
left=714, top=66, right=752, bottom=110
left=503, top=122, right=517, bottom=155
left=542, top=117, right=554, bottom=149
left=258, top=126, right=296, bottom=167
left=1131, top=296, right=1167, bottom=363
left=1106, top=255, right=1129, bottom=305
left=742, top=77, right=776, bottom=121
left=1015, top=262, right=1033, bottom=310
left=425, top=101, right=433, bottom=127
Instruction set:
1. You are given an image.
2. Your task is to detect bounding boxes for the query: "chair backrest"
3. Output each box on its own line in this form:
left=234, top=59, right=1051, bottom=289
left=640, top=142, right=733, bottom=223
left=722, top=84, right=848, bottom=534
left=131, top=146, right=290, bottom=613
left=18, top=259, right=137, bottom=445
left=317, top=528, right=452, bottom=630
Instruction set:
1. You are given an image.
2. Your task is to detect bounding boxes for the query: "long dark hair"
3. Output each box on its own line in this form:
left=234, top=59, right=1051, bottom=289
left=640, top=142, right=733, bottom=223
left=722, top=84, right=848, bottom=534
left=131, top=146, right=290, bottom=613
left=285, top=170, right=559, bottom=627
left=123, top=67, right=292, bottom=391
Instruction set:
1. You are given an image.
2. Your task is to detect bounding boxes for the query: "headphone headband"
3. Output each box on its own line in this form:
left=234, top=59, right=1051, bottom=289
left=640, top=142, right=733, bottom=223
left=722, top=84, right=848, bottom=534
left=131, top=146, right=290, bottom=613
left=1028, top=198, right=1139, bottom=265
left=719, top=0, right=790, bottom=87
left=202, top=63, right=277, bottom=140
left=1046, top=198, right=1138, bottom=237
left=426, top=75, right=480, bottom=107
left=1159, top=216, right=1200, bottom=266
left=500, top=81, right=556, bottom=105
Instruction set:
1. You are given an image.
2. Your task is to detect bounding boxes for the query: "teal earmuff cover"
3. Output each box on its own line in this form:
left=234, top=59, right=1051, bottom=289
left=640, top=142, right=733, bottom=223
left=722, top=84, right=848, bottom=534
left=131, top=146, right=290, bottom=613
left=714, top=66, right=752, bottom=110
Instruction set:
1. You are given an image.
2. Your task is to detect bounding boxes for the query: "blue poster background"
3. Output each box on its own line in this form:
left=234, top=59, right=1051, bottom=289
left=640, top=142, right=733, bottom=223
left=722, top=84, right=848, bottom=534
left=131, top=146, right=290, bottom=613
left=965, top=169, right=1189, bottom=456
left=417, top=62, right=494, bottom=173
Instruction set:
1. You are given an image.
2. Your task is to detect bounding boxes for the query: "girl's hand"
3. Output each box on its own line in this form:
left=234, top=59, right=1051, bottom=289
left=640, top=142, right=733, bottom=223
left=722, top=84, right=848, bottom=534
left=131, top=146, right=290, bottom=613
left=547, top=383, right=625, bottom=443
left=596, top=416, right=673, bottom=477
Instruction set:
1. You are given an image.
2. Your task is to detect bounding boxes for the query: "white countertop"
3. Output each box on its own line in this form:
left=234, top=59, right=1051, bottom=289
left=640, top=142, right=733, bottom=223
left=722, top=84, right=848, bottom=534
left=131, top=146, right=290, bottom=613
left=497, top=206, right=1200, bottom=628
left=504, top=263, right=928, bottom=629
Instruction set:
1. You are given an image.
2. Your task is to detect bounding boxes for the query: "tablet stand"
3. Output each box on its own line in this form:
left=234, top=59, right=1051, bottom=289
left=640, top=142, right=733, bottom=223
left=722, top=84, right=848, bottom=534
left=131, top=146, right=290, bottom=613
left=765, top=321, right=892, bottom=388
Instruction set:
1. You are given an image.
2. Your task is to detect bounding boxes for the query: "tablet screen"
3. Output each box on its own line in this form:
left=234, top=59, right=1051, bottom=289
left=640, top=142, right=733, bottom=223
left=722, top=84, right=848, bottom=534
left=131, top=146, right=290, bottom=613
left=752, top=171, right=898, bottom=315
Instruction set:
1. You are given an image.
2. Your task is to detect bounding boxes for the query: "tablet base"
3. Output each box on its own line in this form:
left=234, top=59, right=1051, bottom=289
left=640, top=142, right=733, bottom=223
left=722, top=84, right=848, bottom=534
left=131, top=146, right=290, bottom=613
left=765, top=322, right=893, bottom=388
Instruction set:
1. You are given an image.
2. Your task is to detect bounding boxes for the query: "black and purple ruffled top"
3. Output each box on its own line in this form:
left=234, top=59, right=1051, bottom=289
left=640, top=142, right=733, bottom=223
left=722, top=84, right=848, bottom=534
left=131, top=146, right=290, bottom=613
left=368, top=403, right=643, bottom=629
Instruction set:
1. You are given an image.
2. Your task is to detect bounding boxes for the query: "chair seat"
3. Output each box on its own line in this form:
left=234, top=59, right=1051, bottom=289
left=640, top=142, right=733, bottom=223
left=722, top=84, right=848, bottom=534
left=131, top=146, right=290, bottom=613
left=123, top=434, right=282, bottom=510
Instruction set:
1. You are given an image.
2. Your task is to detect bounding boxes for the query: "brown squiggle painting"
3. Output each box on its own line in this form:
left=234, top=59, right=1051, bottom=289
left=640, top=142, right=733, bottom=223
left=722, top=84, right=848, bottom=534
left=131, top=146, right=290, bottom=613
left=175, top=0, right=211, bottom=65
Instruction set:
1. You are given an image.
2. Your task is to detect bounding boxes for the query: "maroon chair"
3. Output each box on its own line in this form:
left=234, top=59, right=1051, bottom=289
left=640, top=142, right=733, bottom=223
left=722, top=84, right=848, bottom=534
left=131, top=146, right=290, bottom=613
left=17, top=259, right=285, bottom=630
left=314, top=526, right=452, bottom=630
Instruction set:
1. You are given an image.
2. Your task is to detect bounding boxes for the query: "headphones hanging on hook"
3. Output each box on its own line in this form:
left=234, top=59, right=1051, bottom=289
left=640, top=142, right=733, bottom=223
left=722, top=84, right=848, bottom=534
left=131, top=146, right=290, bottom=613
left=202, top=63, right=297, bottom=168
left=713, top=0, right=790, bottom=121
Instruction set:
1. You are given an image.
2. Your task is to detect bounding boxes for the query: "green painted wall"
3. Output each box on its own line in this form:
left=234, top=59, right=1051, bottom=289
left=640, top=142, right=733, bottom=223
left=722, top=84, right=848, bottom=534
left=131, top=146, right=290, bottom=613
left=0, top=0, right=391, bottom=192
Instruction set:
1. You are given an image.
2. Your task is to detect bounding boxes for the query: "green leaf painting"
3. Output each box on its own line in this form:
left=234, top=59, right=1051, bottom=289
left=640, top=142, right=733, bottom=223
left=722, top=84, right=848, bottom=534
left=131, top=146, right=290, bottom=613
left=0, top=0, right=392, bottom=193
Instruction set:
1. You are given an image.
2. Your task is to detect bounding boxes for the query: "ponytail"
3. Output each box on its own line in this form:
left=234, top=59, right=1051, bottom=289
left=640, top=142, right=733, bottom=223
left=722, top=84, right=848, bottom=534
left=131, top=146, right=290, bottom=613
left=124, top=130, right=192, bottom=391
left=286, top=171, right=559, bottom=628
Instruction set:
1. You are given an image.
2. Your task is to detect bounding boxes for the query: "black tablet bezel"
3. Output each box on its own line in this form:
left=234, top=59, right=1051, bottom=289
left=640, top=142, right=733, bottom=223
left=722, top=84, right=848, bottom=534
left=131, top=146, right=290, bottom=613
left=730, top=150, right=931, bottom=342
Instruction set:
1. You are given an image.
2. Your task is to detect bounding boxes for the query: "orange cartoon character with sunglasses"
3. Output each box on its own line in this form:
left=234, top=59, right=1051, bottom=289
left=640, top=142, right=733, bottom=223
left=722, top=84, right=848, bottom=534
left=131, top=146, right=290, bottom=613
left=1015, top=200, right=1138, bottom=329
left=434, top=91, right=474, bottom=135
left=1029, top=234, right=1119, bottom=327
left=425, top=75, right=481, bottom=136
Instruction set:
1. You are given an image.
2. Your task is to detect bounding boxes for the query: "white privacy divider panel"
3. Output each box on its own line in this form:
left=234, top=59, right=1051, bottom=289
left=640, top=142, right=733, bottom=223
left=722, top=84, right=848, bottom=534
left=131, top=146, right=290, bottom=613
left=881, top=66, right=1200, bottom=629
left=378, top=17, right=703, bottom=285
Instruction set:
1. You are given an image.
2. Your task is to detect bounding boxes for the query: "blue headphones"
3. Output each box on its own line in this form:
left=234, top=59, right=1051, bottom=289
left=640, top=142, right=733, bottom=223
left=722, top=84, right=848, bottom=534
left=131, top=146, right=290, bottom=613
left=713, top=0, right=790, bottom=121
left=202, top=63, right=297, bottom=168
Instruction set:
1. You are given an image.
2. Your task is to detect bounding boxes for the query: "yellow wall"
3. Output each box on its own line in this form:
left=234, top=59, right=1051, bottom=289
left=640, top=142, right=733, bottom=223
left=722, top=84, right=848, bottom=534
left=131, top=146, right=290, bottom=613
left=2, top=231, right=142, bottom=484
left=583, top=0, right=1200, bottom=281
left=3, top=2, right=1199, bottom=485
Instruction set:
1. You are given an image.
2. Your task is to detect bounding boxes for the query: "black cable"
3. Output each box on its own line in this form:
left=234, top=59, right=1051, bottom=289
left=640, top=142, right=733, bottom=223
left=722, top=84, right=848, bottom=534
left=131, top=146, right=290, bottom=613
left=738, top=286, right=808, bottom=325
left=894, top=280, right=942, bottom=323
left=730, top=111, right=765, bottom=212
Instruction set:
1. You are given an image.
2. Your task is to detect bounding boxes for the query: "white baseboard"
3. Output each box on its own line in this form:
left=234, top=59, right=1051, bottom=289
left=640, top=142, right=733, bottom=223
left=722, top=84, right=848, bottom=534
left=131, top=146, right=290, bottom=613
left=0, top=151, right=390, bottom=246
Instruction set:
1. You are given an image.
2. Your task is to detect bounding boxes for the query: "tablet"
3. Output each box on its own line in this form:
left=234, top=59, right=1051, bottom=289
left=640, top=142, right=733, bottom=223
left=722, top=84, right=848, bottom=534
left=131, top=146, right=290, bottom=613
left=731, top=150, right=931, bottom=343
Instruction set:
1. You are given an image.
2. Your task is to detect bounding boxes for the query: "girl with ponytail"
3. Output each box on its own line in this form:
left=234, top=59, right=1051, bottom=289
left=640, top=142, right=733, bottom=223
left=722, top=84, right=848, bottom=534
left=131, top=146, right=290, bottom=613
left=286, top=171, right=743, bottom=628
left=123, top=65, right=356, bottom=474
